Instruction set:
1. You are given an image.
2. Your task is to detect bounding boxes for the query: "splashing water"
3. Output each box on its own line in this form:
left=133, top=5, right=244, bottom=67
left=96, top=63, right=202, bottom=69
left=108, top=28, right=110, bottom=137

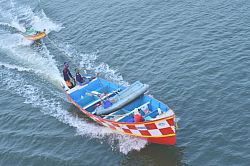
left=0, top=0, right=147, bottom=154
left=46, top=38, right=128, bottom=86
left=0, top=62, right=33, bottom=72
left=0, top=68, right=148, bottom=154
left=0, top=43, right=63, bottom=88
left=0, top=0, right=63, bottom=87
left=0, top=0, right=63, bottom=33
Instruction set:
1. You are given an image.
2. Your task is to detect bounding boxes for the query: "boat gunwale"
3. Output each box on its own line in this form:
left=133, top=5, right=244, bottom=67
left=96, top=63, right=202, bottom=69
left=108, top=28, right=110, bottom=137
left=65, top=90, right=176, bottom=139
left=63, top=87, right=175, bottom=125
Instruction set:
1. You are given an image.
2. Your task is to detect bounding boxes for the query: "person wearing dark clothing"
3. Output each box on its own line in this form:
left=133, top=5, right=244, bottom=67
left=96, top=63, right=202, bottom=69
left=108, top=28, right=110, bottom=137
left=75, top=68, right=84, bottom=83
left=75, top=68, right=88, bottom=86
left=63, top=62, right=75, bottom=89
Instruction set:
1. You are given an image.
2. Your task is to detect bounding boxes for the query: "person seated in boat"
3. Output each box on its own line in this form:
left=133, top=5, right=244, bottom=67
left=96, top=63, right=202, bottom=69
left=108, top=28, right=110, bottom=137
left=63, top=62, right=75, bottom=89
left=133, top=109, right=144, bottom=123
left=75, top=68, right=87, bottom=86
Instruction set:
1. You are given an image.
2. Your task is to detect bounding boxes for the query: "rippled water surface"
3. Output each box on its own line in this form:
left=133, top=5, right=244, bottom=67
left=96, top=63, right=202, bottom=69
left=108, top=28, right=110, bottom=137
left=0, top=0, right=249, bottom=165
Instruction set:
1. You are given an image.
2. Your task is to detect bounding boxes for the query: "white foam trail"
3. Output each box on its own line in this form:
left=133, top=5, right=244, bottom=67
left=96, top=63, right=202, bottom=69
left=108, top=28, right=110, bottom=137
left=0, top=1, right=64, bottom=87
left=30, top=9, right=63, bottom=33
left=10, top=19, right=26, bottom=32
left=0, top=22, right=12, bottom=27
left=0, top=33, right=33, bottom=46
left=76, top=51, right=128, bottom=85
left=0, top=70, right=147, bottom=154
left=0, top=32, right=62, bottom=87
left=0, top=0, right=147, bottom=153
left=0, top=0, right=65, bottom=86
left=0, top=62, right=32, bottom=72
left=0, top=43, right=147, bottom=154
left=0, top=46, right=62, bottom=86
left=0, top=0, right=63, bottom=33
left=94, top=62, right=128, bottom=85
left=47, top=39, right=128, bottom=86
left=0, top=61, right=63, bottom=90
left=0, top=0, right=26, bottom=32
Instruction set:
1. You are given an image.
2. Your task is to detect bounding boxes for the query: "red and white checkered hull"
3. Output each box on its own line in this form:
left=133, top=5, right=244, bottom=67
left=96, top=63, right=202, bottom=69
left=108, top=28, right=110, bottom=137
left=65, top=91, right=176, bottom=145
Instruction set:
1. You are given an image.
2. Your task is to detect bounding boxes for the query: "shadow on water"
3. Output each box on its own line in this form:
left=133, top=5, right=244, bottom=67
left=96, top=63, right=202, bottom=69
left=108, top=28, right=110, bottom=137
left=120, top=144, right=186, bottom=166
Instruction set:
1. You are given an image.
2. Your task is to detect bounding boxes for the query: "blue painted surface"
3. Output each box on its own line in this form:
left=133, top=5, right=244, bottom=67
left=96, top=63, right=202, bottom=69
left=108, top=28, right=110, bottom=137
left=0, top=0, right=249, bottom=165
left=69, top=78, right=169, bottom=120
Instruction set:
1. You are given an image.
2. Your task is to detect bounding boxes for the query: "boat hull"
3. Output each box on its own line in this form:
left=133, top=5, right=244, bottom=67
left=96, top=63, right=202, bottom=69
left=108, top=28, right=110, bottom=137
left=64, top=87, right=176, bottom=145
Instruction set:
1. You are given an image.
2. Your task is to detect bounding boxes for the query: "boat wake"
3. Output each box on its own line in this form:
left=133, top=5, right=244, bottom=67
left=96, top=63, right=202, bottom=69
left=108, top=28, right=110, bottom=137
left=0, top=0, right=62, bottom=33
left=0, top=0, right=63, bottom=86
left=0, top=0, right=147, bottom=154
left=0, top=67, right=148, bottom=154
left=47, top=38, right=128, bottom=86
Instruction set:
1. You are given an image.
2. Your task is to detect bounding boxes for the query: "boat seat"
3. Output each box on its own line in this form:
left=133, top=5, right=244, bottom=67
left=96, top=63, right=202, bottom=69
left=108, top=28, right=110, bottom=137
left=83, top=90, right=118, bottom=111
left=103, top=111, right=117, bottom=119
left=102, top=109, right=126, bottom=120
left=115, top=102, right=150, bottom=122
left=144, top=110, right=158, bottom=120
left=138, top=102, right=150, bottom=116
left=144, top=108, right=163, bottom=120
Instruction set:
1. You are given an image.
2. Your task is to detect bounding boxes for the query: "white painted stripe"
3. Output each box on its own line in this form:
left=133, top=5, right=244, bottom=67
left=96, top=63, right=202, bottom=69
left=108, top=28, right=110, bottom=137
left=119, top=124, right=129, bottom=129
left=171, top=126, right=175, bottom=133
left=155, top=120, right=170, bottom=129
left=135, top=124, right=148, bottom=130
left=148, top=129, right=162, bottom=136
left=130, top=129, right=142, bottom=135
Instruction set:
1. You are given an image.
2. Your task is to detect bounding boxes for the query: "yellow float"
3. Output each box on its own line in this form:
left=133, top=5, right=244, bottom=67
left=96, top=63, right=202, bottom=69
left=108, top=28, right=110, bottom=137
left=25, top=32, right=46, bottom=41
left=23, top=28, right=46, bottom=41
